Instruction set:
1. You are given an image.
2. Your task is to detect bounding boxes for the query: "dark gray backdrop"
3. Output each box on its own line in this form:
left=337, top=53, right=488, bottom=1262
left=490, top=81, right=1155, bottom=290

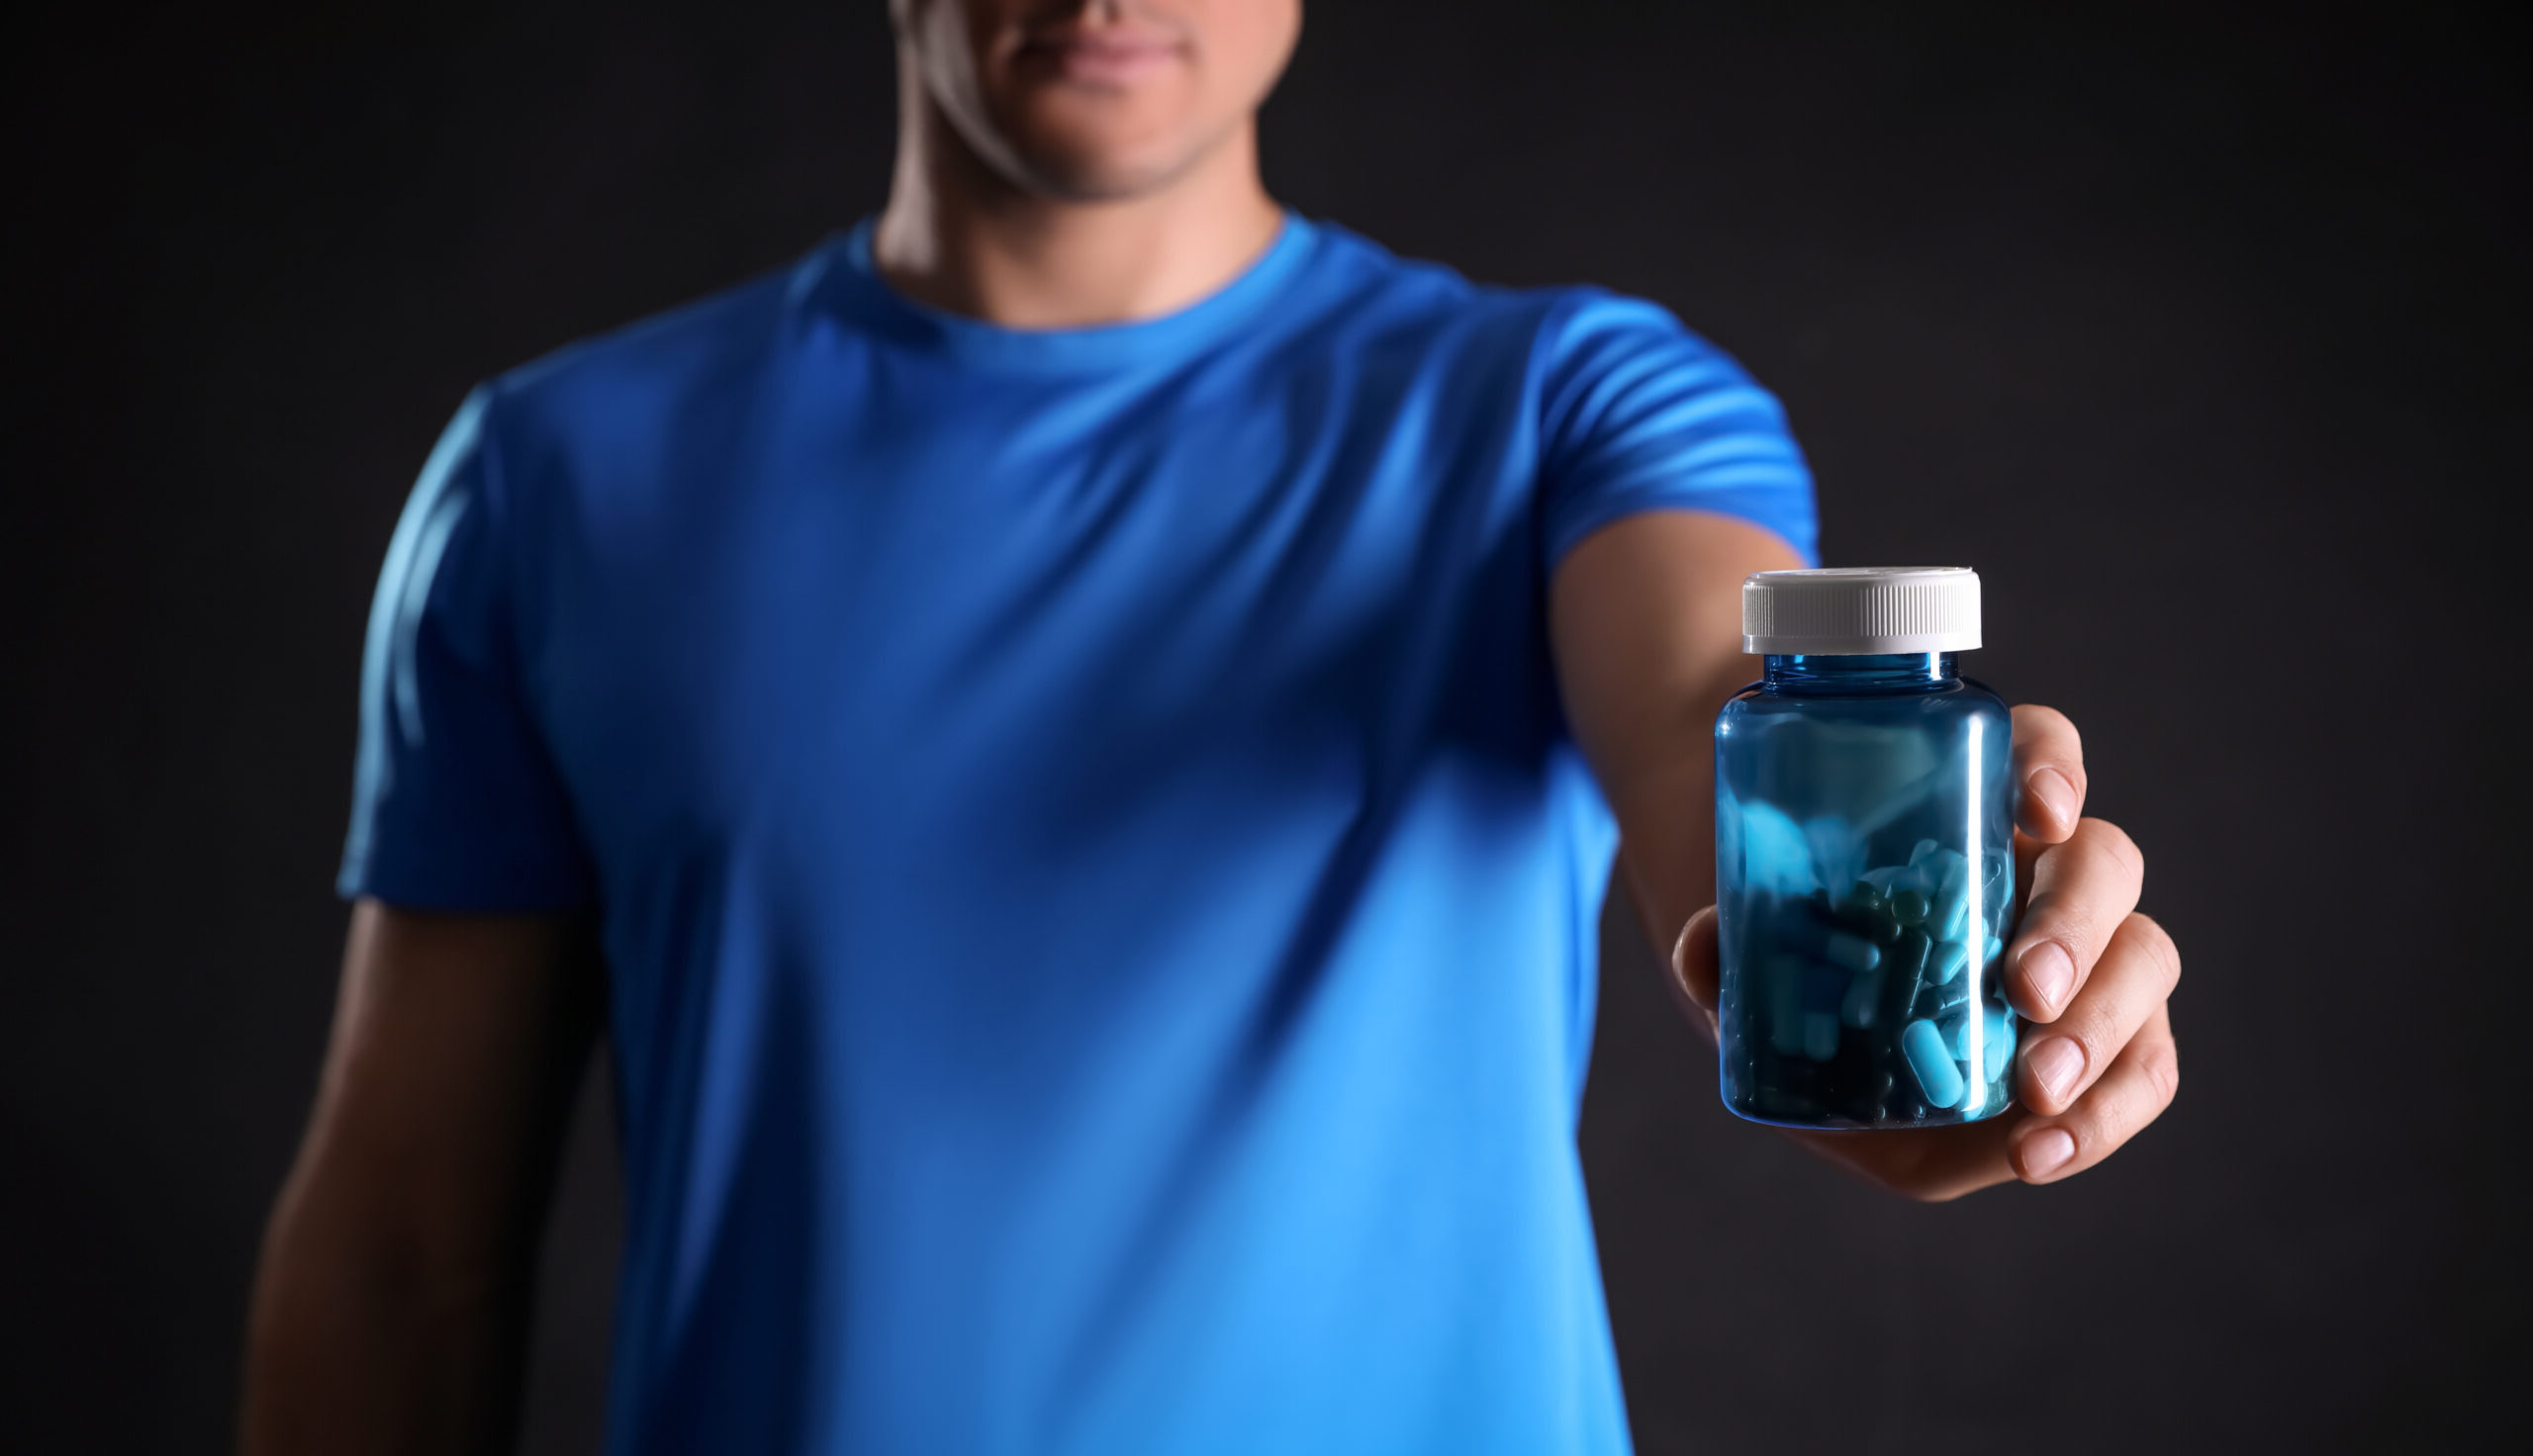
left=4, top=1, right=2524, bottom=1452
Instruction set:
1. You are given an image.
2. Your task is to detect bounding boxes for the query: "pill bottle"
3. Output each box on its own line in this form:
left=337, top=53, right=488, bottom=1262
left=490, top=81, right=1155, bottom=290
left=1713, top=568, right=2017, bottom=1129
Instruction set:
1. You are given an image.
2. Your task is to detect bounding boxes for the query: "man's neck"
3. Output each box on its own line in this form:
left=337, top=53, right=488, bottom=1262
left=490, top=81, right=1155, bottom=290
left=872, top=83, right=1284, bottom=329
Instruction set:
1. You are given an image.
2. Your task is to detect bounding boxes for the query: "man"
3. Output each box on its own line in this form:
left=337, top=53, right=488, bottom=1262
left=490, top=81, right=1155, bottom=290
left=242, top=2, right=2181, bottom=1452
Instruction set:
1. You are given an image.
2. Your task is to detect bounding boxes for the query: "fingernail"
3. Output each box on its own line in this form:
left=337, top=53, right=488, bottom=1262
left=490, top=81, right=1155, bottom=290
left=2027, top=767, right=2078, bottom=830
left=2018, top=1127, right=2077, bottom=1180
left=2019, top=940, right=2076, bottom=1011
left=2025, top=1036, right=2086, bottom=1106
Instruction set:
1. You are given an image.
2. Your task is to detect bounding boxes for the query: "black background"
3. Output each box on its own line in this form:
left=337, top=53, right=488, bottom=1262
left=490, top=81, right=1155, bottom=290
left=5, top=2, right=2526, bottom=1452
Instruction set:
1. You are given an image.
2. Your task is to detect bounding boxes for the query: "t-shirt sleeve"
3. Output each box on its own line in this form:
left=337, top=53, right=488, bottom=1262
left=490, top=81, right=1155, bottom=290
left=1535, top=291, right=1820, bottom=573
left=335, top=388, right=597, bottom=912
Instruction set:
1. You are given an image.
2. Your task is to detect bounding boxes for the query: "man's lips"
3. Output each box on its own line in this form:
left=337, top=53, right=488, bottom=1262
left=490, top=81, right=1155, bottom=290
left=1016, top=27, right=1186, bottom=85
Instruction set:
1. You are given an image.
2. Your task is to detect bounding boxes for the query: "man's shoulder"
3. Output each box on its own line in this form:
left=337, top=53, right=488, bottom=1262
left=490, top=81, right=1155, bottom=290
left=1301, top=221, right=1709, bottom=366
left=479, top=245, right=827, bottom=434
left=1303, top=221, right=1544, bottom=328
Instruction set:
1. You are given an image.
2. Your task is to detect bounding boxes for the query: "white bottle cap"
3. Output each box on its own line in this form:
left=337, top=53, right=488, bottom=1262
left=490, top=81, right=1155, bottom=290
left=1741, top=567, right=1982, bottom=655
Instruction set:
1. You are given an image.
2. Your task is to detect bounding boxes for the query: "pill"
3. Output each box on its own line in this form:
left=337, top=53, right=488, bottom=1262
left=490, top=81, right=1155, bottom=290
left=1951, top=1004, right=2013, bottom=1063
left=1902, top=1019, right=1966, bottom=1109
left=1890, top=887, right=1929, bottom=927
left=1927, top=938, right=1969, bottom=985
left=1984, top=934, right=2004, bottom=967
left=1936, top=851, right=1971, bottom=895
left=1908, top=838, right=1941, bottom=869
left=1825, top=932, right=1882, bottom=973
left=1880, top=931, right=1931, bottom=1026
left=1804, top=814, right=1862, bottom=897
left=1741, top=800, right=1819, bottom=894
left=1986, top=1007, right=2018, bottom=1072
left=1889, top=929, right=1931, bottom=980
left=1940, top=1008, right=1975, bottom=1063
left=1914, top=973, right=1970, bottom=1020
left=1850, top=912, right=1900, bottom=948
left=1931, top=858, right=1973, bottom=935
left=1840, top=968, right=1884, bottom=1028
left=1840, top=885, right=1902, bottom=945
left=1804, top=1011, right=1840, bottom=1060
left=1933, top=896, right=1970, bottom=942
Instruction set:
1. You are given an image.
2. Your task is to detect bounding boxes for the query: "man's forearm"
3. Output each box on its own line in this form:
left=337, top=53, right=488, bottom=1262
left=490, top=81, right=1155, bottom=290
left=242, top=902, right=601, bottom=1453
left=1607, top=742, right=1729, bottom=980
left=1547, top=510, right=1798, bottom=979
left=239, top=1162, right=535, bottom=1454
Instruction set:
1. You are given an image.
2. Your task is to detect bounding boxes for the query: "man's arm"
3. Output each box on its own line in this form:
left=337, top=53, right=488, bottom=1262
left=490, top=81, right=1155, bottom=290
left=1549, top=510, right=1801, bottom=967
left=240, top=902, right=603, bottom=1455
left=1548, top=509, right=2180, bottom=1200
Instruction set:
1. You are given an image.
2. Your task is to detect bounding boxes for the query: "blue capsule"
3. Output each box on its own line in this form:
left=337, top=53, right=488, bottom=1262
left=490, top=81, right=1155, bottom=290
left=1878, top=932, right=1929, bottom=1028
left=1930, top=851, right=1973, bottom=932
left=1825, top=932, right=1882, bottom=973
left=1913, top=972, right=1970, bottom=1020
left=1986, top=1007, right=2018, bottom=1072
left=1951, top=1004, right=2012, bottom=1061
left=1947, top=1005, right=2018, bottom=1089
left=1803, top=1011, right=1840, bottom=1060
left=1803, top=814, right=1863, bottom=899
left=1739, top=800, right=1819, bottom=894
left=1926, top=938, right=1969, bottom=985
left=1840, top=968, right=1884, bottom=1028
left=1902, top=1018, right=1966, bottom=1109
left=1933, top=895, right=1971, bottom=942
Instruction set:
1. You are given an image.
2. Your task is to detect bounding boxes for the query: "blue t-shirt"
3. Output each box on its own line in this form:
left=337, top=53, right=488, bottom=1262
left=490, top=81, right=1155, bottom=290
left=341, top=214, right=1816, bottom=1455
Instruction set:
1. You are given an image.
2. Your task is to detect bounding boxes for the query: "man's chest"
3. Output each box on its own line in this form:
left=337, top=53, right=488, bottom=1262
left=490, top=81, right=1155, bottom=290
left=516, top=387, right=1554, bottom=875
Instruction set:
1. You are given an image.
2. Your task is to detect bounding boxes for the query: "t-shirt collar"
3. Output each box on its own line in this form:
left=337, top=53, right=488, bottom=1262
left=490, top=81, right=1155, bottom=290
left=802, top=210, right=1319, bottom=372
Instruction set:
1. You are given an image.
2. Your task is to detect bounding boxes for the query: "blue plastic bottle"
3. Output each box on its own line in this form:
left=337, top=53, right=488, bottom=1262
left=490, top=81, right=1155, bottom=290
left=1714, top=568, right=2017, bottom=1129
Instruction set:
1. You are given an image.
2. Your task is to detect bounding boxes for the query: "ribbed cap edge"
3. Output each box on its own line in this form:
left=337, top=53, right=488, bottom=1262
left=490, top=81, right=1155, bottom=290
left=1741, top=567, right=1982, bottom=654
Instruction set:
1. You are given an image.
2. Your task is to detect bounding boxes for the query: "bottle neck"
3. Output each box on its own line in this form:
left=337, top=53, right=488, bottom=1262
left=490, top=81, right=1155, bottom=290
left=1762, top=652, right=1959, bottom=692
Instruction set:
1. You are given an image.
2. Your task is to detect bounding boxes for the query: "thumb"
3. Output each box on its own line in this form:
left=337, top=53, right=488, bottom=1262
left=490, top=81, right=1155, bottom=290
left=1668, top=904, right=1723, bottom=1043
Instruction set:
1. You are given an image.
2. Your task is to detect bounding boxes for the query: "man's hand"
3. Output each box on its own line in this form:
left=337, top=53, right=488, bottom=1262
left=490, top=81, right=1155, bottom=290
left=1549, top=512, right=2179, bottom=1202
left=1667, top=705, right=2182, bottom=1200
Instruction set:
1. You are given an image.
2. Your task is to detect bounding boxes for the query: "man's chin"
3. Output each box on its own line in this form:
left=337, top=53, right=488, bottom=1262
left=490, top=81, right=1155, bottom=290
left=1027, top=166, right=1180, bottom=204
left=1000, top=118, right=1210, bottom=203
